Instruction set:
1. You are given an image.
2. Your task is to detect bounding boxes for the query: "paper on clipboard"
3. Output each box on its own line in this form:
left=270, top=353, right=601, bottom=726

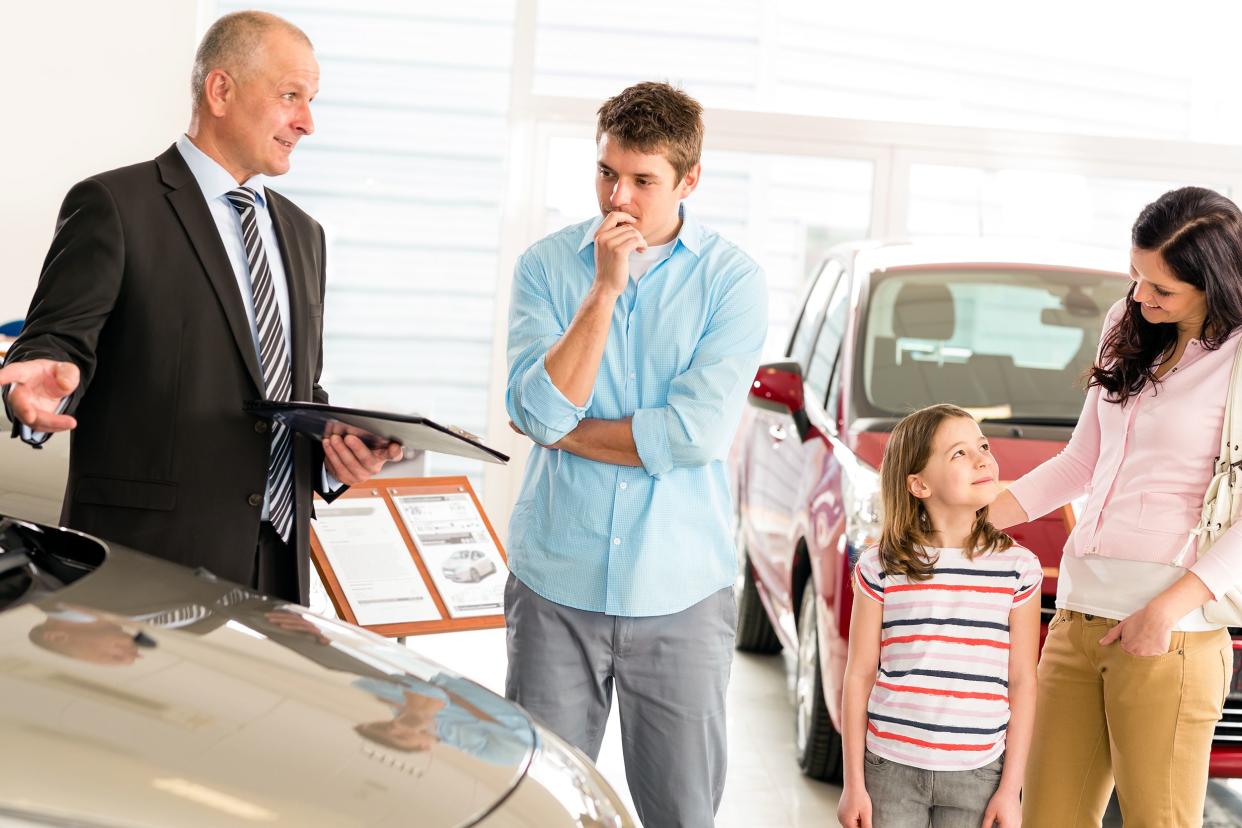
left=392, top=492, right=508, bottom=618
left=312, top=497, right=440, bottom=625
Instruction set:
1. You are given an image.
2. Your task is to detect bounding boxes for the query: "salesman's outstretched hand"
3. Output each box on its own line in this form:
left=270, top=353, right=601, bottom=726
left=0, top=359, right=79, bottom=432
left=323, top=433, right=403, bottom=485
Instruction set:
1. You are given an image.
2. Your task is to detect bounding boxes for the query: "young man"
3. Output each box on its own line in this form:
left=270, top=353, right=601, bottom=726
left=504, top=82, right=767, bottom=827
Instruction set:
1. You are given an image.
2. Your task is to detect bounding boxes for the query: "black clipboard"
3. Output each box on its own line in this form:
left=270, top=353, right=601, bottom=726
left=244, top=401, right=509, bottom=465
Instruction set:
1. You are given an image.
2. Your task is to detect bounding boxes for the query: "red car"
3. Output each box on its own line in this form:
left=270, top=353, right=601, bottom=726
left=730, top=240, right=1242, bottom=781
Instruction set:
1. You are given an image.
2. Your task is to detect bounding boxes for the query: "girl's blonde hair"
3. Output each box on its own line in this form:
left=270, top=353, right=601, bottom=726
left=877, top=404, right=1012, bottom=581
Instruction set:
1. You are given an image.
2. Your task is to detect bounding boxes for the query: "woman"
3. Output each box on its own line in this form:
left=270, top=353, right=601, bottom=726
left=988, top=186, right=1242, bottom=827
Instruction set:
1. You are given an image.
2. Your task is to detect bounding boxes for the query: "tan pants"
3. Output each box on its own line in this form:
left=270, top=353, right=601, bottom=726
left=1023, top=609, right=1231, bottom=827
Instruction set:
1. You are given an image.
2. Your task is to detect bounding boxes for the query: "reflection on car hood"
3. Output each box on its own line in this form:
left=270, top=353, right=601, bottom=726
left=0, top=530, right=535, bottom=828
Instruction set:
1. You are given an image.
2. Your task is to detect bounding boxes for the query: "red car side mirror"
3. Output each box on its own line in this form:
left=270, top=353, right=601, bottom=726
left=748, top=361, right=805, bottom=414
left=748, top=362, right=820, bottom=442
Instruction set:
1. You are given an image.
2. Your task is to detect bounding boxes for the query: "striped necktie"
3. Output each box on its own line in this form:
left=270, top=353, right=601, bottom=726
left=226, top=186, right=294, bottom=542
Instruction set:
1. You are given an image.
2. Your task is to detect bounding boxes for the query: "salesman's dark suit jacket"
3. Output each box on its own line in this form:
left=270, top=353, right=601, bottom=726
left=5, top=144, right=340, bottom=603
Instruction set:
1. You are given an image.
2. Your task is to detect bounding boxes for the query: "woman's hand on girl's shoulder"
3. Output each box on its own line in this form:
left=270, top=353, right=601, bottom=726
left=836, top=784, right=873, bottom=828
left=981, top=787, right=1021, bottom=827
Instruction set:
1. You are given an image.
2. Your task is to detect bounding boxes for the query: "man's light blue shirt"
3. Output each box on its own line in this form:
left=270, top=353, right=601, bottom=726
left=505, top=207, right=767, bottom=617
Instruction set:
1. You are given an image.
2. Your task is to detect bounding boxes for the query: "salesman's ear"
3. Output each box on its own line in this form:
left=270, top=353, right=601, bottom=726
left=202, top=69, right=236, bottom=117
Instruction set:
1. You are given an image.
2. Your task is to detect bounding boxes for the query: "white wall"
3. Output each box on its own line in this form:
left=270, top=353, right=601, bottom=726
left=0, top=0, right=198, bottom=320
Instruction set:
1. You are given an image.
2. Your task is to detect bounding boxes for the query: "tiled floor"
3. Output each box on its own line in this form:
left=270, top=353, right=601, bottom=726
left=406, top=626, right=1242, bottom=828
left=711, top=650, right=840, bottom=828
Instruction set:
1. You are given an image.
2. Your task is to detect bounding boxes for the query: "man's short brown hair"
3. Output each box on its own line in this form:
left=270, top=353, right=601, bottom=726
left=595, top=82, right=704, bottom=183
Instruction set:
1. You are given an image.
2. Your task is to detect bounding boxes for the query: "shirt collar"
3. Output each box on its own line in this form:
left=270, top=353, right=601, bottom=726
left=576, top=203, right=702, bottom=258
left=175, top=134, right=268, bottom=208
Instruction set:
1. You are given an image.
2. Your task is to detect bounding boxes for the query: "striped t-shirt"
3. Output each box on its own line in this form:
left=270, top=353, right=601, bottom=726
left=853, top=544, right=1042, bottom=771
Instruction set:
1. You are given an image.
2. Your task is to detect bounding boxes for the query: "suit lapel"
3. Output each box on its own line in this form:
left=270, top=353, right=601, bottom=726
left=267, top=192, right=312, bottom=400
left=158, top=146, right=265, bottom=395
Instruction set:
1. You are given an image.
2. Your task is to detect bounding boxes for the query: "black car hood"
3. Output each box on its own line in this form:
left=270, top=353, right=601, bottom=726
left=0, top=518, right=535, bottom=827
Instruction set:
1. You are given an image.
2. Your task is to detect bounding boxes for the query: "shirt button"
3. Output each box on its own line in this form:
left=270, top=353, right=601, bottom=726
left=613, top=537, right=621, bottom=546
left=248, top=493, right=263, bottom=507
left=629, top=372, right=636, bottom=379
left=619, top=482, right=628, bottom=490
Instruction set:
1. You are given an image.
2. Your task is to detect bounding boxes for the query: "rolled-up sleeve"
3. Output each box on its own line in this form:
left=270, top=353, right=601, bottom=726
left=505, top=252, right=591, bottom=445
left=632, top=265, right=767, bottom=477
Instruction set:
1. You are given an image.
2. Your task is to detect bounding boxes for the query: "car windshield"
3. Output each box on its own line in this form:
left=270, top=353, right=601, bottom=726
left=855, top=266, right=1126, bottom=421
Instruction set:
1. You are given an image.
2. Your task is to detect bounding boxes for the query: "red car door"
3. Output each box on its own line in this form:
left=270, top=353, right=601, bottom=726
left=744, top=263, right=851, bottom=640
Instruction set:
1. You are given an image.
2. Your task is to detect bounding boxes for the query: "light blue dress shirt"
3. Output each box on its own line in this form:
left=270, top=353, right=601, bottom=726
left=506, top=207, right=767, bottom=617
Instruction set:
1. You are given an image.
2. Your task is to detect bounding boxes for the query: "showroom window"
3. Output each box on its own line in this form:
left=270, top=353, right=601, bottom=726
left=906, top=163, right=1234, bottom=249
left=534, top=0, right=1242, bottom=143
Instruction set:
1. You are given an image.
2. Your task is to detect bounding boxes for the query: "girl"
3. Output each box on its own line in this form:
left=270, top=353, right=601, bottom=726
left=837, top=404, right=1042, bottom=828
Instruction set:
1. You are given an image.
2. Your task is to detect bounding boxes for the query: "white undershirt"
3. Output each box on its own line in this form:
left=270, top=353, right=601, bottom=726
left=628, top=240, right=677, bottom=281
left=1056, top=553, right=1221, bottom=631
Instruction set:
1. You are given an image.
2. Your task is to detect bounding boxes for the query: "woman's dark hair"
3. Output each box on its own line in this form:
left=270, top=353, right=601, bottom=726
left=1089, top=186, right=1242, bottom=403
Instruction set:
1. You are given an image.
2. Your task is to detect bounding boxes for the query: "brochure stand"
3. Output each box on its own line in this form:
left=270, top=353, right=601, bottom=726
left=309, top=476, right=508, bottom=637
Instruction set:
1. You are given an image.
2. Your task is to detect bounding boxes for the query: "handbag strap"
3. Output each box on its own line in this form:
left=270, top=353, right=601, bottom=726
left=1222, top=333, right=1242, bottom=472
left=1171, top=333, right=1242, bottom=566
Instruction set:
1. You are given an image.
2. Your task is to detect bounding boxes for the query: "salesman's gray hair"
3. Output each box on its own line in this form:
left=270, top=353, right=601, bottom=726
left=191, top=11, right=312, bottom=109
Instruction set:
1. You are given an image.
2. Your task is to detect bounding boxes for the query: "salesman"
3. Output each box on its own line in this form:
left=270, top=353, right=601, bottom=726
left=0, top=11, right=399, bottom=602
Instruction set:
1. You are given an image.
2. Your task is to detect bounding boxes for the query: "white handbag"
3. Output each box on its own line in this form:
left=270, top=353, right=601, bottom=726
left=1174, top=338, right=1242, bottom=626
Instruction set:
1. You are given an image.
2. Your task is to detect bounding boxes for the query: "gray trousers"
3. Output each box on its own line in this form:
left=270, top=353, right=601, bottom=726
left=504, top=574, right=736, bottom=828
left=864, top=748, right=1005, bottom=828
